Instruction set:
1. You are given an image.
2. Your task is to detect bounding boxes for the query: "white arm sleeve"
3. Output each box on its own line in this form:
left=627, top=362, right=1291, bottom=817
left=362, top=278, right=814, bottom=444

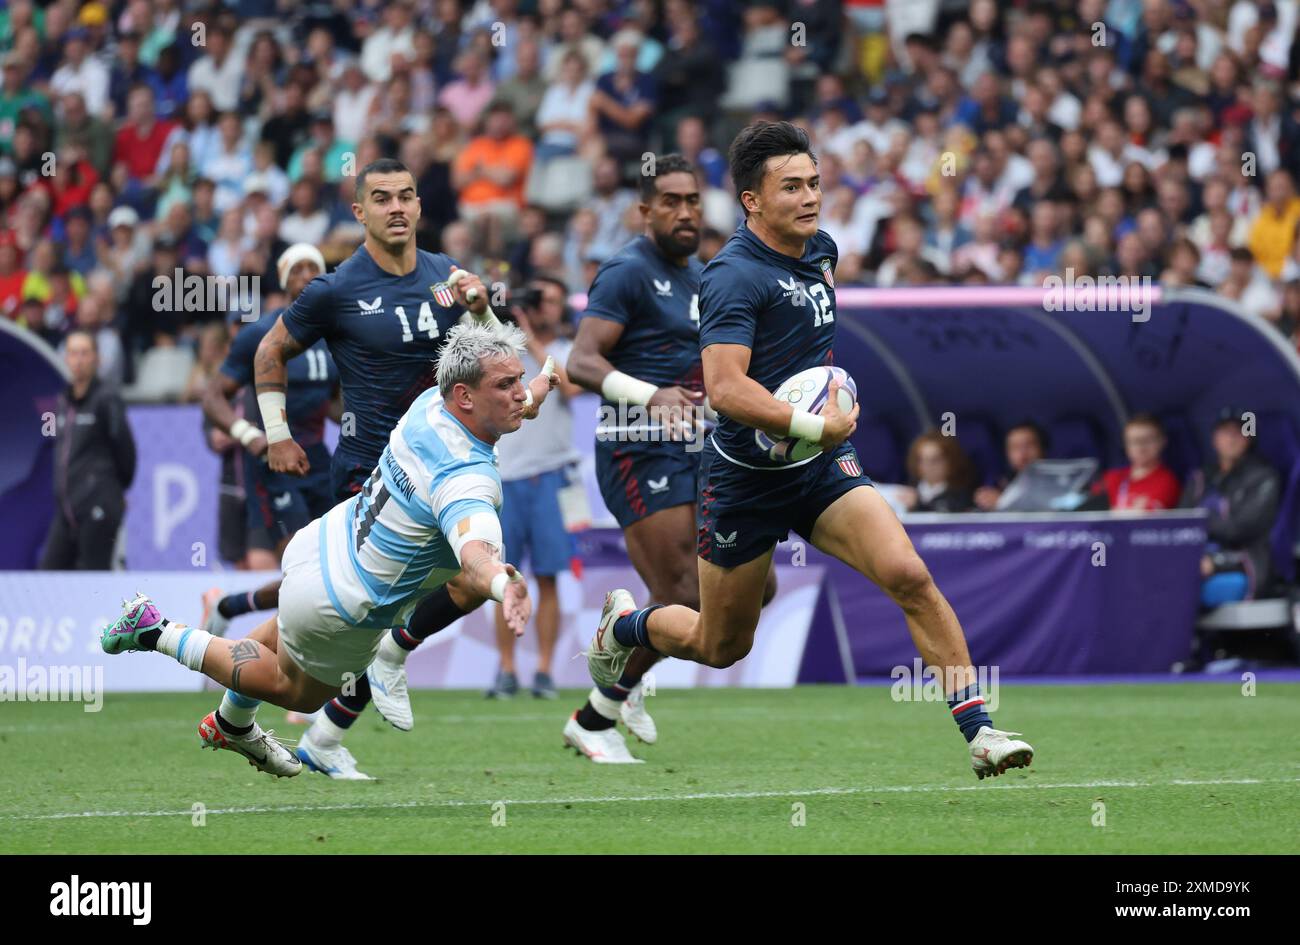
left=448, top=511, right=504, bottom=566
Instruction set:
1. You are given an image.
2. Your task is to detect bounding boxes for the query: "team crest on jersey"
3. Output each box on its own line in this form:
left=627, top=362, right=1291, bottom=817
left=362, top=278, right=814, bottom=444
left=836, top=453, right=862, bottom=478
left=820, top=258, right=835, bottom=289
left=430, top=282, right=456, bottom=307
left=358, top=296, right=384, bottom=315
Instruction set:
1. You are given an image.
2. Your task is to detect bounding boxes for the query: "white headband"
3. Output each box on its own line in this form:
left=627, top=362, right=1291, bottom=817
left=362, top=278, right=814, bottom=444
left=277, top=243, right=326, bottom=290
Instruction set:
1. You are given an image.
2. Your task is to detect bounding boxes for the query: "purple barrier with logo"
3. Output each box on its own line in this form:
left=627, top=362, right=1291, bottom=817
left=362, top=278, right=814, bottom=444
left=796, top=511, right=1208, bottom=681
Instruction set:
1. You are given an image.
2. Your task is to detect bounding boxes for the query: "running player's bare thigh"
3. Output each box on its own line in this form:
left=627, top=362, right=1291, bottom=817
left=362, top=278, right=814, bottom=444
left=624, top=503, right=699, bottom=607
left=690, top=546, right=774, bottom=667
left=808, top=486, right=930, bottom=597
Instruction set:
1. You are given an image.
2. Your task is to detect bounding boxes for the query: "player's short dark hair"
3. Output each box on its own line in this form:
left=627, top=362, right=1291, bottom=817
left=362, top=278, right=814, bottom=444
left=638, top=153, right=698, bottom=202
left=728, top=120, right=816, bottom=216
left=355, top=158, right=413, bottom=202
left=1007, top=420, right=1049, bottom=453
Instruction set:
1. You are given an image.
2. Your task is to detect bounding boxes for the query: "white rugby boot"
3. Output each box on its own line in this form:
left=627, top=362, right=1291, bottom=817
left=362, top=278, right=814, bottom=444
left=295, top=727, right=376, bottom=780
left=367, top=650, right=414, bottom=732
left=198, top=711, right=301, bottom=778
left=620, top=681, right=658, bottom=744
left=563, top=713, right=644, bottom=764
left=969, top=726, right=1034, bottom=780
left=586, top=589, right=637, bottom=689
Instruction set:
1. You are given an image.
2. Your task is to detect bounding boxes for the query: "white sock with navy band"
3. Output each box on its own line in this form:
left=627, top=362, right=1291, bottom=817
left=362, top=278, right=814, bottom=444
left=154, top=621, right=213, bottom=672
left=948, top=683, right=993, bottom=742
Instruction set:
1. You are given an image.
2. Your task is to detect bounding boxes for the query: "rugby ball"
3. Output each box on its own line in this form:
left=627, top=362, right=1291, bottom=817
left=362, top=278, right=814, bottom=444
left=754, top=365, right=858, bottom=464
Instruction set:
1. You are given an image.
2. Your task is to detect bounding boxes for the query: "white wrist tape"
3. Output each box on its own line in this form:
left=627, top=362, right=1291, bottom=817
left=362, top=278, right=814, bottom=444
left=229, top=418, right=264, bottom=449
left=601, top=370, right=658, bottom=406
left=789, top=410, right=825, bottom=442
left=489, top=569, right=525, bottom=603
left=490, top=572, right=509, bottom=602
left=257, top=391, right=291, bottom=444
left=524, top=356, right=556, bottom=411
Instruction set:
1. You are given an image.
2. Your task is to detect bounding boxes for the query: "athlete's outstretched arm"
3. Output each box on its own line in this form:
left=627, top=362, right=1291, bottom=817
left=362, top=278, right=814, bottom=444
left=254, top=314, right=309, bottom=476
left=457, top=539, right=531, bottom=635
left=201, top=371, right=268, bottom=457
left=703, top=342, right=858, bottom=449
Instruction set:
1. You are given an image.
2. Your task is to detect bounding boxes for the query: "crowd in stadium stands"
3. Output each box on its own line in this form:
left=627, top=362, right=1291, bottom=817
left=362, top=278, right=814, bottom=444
left=3, top=1, right=1297, bottom=604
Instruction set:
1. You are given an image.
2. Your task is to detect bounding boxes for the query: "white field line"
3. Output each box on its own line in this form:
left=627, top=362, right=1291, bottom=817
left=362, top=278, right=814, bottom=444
left=4, top=777, right=1299, bottom=823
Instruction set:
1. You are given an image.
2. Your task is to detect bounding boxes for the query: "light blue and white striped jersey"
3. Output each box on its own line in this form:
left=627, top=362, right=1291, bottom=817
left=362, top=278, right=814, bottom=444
left=316, top=387, right=503, bottom=630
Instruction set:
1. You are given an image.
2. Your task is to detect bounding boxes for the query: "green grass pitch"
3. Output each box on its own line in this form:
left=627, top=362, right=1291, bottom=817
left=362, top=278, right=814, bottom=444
left=2, top=683, right=1297, bottom=853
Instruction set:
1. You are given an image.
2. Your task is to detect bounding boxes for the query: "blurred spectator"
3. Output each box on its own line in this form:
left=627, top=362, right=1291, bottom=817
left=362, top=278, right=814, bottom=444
left=74, top=273, right=124, bottom=389
left=113, top=84, right=175, bottom=190
left=583, top=155, right=636, bottom=263
left=278, top=180, right=329, bottom=247
left=39, top=329, right=136, bottom=570
left=897, top=431, right=977, bottom=513
left=1092, top=414, right=1182, bottom=512
left=487, top=274, right=583, bottom=699
left=652, top=11, right=723, bottom=136
left=534, top=49, right=593, bottom=163
left=1218, top=247, right=1281, bottom=320
left=334, top=61, right=377, bottom=146
left=1181, top=410, right=1282, bottom=606
left=201, top=111, right=253, bottom=213
left=974, top=421, right=1048, bottom=511
left=1247, top=168, right=1300, bottom=278
left=56, top=92, right=114, bottom=180
left=452, top=101, right=533, bottom=254
left=438, top=49, right=495, bottom=133
left=360, top=1, right=416, bottom=84
left=495, top=37, right=546, bottom=136
left=590, top=31, right=657, bottom=166
left=60, top=206, right=97, bottom=277
left=186, top=24, right=244, bottom=113
left=49, top=28, right=109, bottom=117
left=182, top=321, right=230, bottom=403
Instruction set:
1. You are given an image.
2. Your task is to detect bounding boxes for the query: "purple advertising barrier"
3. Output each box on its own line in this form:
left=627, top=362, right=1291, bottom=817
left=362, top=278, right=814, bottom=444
left=0, top=321, right=67, bottom=569
left=123, top=406, right=223, bottom=571
left=121, top=405, right=342, bottom=571
left=797, top=510, right=1208, bottom=681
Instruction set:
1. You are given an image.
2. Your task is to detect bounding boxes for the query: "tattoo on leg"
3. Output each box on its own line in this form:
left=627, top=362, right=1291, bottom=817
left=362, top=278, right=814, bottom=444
left=228, top=639, right=261, bottom=693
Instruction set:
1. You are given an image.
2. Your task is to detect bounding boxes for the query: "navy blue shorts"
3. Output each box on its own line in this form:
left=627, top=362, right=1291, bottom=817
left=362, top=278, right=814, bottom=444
left=501, top=468, right=577, bottom=576
left=330, top=452, right=374, bottom=502
left=244, top=446, right=334, bottom=545
left=696, top=439, right=873, bottom=567
left=595, top=439, right=700, bottom=529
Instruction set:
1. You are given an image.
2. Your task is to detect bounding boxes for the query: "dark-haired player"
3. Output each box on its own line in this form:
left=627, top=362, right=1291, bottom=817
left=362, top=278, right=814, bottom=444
left=253, top=158, right=549, bottom=778
left=586, top=122, right=1034, bottom=779
left=562, top=154, right=775, bottom=762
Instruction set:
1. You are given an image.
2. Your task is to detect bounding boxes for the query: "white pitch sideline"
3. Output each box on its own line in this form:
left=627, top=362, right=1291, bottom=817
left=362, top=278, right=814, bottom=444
left=3, top=776, right=1299, bottom=823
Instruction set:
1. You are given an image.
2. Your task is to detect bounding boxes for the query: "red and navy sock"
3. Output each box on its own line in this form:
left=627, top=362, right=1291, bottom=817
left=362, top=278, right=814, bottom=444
left=323, top=672, right=372, bottom=731
left=217, top=590, right=260, bottom=620
left=391, top=585, right=470, bottom=651
left=611, top=605, right=662, bottom=650
left=948, top=683, right=992, bottom=742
